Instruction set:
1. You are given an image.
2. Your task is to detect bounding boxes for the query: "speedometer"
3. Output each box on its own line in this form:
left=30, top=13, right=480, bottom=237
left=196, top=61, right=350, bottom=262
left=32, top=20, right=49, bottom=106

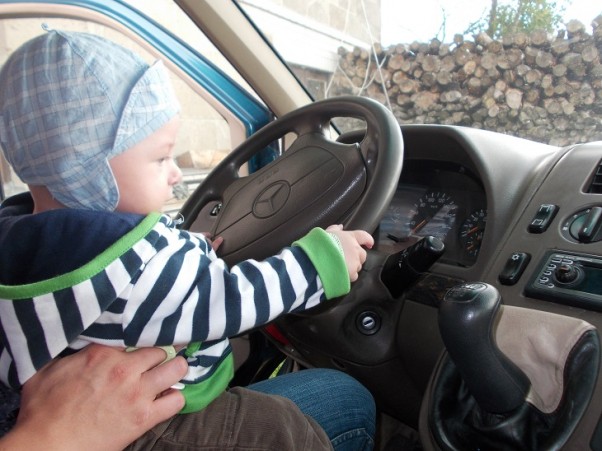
left=404, top=191, right=458, bottom=241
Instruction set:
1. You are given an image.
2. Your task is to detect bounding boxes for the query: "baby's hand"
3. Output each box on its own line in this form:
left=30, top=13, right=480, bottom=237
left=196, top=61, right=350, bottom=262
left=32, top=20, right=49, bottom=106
left=326, top=224, right=374, bottom=282
left=202, top=233, right=224, bottom=251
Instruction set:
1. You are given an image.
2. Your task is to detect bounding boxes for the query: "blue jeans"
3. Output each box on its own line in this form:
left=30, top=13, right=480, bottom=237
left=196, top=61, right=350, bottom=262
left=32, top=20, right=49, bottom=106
left=248, top=369, right=376, bottom=451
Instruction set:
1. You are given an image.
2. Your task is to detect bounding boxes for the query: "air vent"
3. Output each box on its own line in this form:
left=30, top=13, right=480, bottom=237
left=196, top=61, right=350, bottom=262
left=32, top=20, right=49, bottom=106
left=587, top=159, right=602, bottom=194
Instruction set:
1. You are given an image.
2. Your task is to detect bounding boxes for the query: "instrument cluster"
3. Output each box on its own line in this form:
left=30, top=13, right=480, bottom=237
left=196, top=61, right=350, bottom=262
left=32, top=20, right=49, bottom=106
left=376, top=160, right=487, bottom=267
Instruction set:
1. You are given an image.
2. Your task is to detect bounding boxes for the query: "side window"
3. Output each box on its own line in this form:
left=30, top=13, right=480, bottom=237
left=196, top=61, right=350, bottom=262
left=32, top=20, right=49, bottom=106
left=0, top=15, right=243, bottom=214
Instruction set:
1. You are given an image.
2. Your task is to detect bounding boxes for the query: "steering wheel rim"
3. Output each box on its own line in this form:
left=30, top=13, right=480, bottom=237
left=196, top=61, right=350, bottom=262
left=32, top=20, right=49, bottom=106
left=180, top=95, right=403, bottom=265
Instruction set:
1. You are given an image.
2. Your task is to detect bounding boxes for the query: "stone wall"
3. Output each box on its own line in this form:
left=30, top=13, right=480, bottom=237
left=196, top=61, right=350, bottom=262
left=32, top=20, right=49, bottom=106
left=330, top=18, right=602, bottom=147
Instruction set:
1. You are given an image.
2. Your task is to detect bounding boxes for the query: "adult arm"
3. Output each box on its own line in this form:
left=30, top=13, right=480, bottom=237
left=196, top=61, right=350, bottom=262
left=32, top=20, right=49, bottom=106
left=0, top=345, right=186, bottom=451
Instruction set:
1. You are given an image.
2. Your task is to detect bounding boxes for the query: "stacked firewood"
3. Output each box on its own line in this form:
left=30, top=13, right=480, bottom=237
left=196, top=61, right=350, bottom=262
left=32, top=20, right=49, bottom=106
left=331, top=17, right=602, bottom=146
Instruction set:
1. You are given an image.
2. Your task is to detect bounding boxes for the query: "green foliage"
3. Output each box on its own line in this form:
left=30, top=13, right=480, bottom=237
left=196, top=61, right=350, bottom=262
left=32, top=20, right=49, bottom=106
left=466, top=0, right=567, bottom=39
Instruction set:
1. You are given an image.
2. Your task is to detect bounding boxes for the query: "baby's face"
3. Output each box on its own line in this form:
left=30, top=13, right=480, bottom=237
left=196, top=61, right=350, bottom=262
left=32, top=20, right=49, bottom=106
left=109, top=117, right=182, bottom=215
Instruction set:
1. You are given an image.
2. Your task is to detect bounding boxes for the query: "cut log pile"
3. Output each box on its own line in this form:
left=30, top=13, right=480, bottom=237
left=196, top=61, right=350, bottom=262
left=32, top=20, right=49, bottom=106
left=330, top=17, right=602, bottom=146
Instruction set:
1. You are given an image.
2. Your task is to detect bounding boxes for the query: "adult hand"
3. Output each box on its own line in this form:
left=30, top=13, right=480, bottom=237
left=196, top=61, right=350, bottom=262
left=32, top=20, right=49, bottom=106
left=326, top=224, right=374, bottom=282
left=0, top=345, right=187, bottom=451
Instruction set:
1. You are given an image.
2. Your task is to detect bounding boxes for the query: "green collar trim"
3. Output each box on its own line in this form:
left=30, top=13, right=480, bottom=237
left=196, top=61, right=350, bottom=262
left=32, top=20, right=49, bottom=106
left=0, top=212, right=162, bottom=300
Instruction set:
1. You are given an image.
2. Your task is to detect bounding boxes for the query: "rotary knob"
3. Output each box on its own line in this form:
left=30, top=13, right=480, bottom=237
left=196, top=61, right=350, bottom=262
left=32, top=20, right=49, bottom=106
left=554, top=264, right=582, bottom=285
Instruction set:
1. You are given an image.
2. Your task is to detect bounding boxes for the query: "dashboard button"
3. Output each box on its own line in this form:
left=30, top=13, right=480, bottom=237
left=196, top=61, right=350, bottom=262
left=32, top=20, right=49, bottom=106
left=528, top=204, right=558, bottom=233
left=499, top=252, right=531, bottom=285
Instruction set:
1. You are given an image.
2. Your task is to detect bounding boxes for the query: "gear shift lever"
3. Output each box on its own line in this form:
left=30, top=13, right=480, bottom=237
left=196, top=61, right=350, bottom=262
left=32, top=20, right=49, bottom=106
left=438, top=282, right=530, bottom=414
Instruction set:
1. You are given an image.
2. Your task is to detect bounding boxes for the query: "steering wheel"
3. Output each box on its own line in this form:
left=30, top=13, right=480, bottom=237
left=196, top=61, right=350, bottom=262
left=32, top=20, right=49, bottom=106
left=180, top=95, right=403, bottom=265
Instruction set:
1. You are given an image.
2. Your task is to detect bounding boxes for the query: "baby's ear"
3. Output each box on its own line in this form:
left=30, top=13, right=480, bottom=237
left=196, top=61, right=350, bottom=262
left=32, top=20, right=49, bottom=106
left=28, top=185, right=65, bottom=213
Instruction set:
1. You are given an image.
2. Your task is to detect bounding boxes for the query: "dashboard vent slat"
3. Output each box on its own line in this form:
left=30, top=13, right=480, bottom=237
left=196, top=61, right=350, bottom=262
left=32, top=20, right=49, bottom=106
left=587, top=159, right=602, bottom=194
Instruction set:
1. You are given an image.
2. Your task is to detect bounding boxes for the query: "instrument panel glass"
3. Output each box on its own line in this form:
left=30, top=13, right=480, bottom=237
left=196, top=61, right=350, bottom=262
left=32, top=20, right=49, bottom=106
left=376, top=160, right=486, bottom=267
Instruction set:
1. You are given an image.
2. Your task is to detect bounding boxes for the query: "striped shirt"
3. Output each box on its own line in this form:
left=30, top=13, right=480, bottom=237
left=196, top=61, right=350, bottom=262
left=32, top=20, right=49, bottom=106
left=0, top=201, right=349, bottom=412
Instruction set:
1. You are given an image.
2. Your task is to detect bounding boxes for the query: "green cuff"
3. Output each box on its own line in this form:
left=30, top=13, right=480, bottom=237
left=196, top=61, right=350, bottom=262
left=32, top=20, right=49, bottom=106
left=293, top=228, right=350, bottom=299
left=180, top=353, right=234, bottom=414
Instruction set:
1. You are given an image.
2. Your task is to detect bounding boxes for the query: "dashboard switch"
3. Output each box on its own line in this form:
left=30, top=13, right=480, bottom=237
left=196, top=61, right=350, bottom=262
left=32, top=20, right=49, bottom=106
left=528, top=204, right=558, bottom=233
left=499, top=252, right=531, bottom=285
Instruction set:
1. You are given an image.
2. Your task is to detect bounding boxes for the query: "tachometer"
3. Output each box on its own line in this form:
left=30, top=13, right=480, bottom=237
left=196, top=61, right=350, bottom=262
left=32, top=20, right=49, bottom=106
left=403, top=191, right=458, bottom=241
left=460, top=209, right=487, bottom=257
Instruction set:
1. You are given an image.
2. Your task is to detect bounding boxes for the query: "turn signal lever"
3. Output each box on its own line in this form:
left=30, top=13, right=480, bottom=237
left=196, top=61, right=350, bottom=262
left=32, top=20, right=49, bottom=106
left=380, top=236, right=445, bottom=297
left=438, top=283, right=531, bottom=414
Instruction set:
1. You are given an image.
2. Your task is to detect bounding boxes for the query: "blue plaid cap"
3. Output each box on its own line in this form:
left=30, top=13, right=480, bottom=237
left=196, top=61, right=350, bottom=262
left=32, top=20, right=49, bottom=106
left=0, top=29, right=180, bottom=211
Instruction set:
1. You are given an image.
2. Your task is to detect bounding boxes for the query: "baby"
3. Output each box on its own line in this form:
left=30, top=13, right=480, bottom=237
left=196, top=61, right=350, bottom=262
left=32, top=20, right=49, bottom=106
left=0, top=29, right=373, bottom=416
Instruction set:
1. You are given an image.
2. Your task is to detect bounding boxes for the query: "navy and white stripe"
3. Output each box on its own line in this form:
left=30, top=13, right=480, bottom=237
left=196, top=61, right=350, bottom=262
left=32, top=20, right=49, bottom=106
left=0, top=214, right=326, bottom=388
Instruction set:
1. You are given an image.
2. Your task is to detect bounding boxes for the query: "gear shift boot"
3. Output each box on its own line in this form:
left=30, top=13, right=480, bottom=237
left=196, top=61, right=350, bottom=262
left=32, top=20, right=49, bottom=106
left=426, top=285, right=600, bottom=450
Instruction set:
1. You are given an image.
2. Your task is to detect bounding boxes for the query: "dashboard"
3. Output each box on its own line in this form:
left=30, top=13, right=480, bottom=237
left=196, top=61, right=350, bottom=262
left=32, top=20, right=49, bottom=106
left=277, top=124, right=602, bottom=450
left=375, top=160, right=486, bottom=267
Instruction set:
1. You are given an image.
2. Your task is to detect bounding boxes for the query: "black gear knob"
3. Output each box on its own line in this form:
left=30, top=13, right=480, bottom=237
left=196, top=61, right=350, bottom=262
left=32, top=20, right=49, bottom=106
left=438, top=282, right=531, bottom=414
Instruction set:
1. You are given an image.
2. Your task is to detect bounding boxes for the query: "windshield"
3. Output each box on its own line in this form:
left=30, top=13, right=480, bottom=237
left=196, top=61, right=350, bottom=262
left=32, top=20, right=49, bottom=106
left=238, top=0, right=602, bottom=146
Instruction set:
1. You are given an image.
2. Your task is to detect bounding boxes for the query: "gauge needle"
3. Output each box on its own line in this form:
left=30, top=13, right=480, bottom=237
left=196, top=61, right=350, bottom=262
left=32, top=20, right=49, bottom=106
left=465, top=226, right=480, bottom=236
left=412, top=219, right=428, bottom=234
